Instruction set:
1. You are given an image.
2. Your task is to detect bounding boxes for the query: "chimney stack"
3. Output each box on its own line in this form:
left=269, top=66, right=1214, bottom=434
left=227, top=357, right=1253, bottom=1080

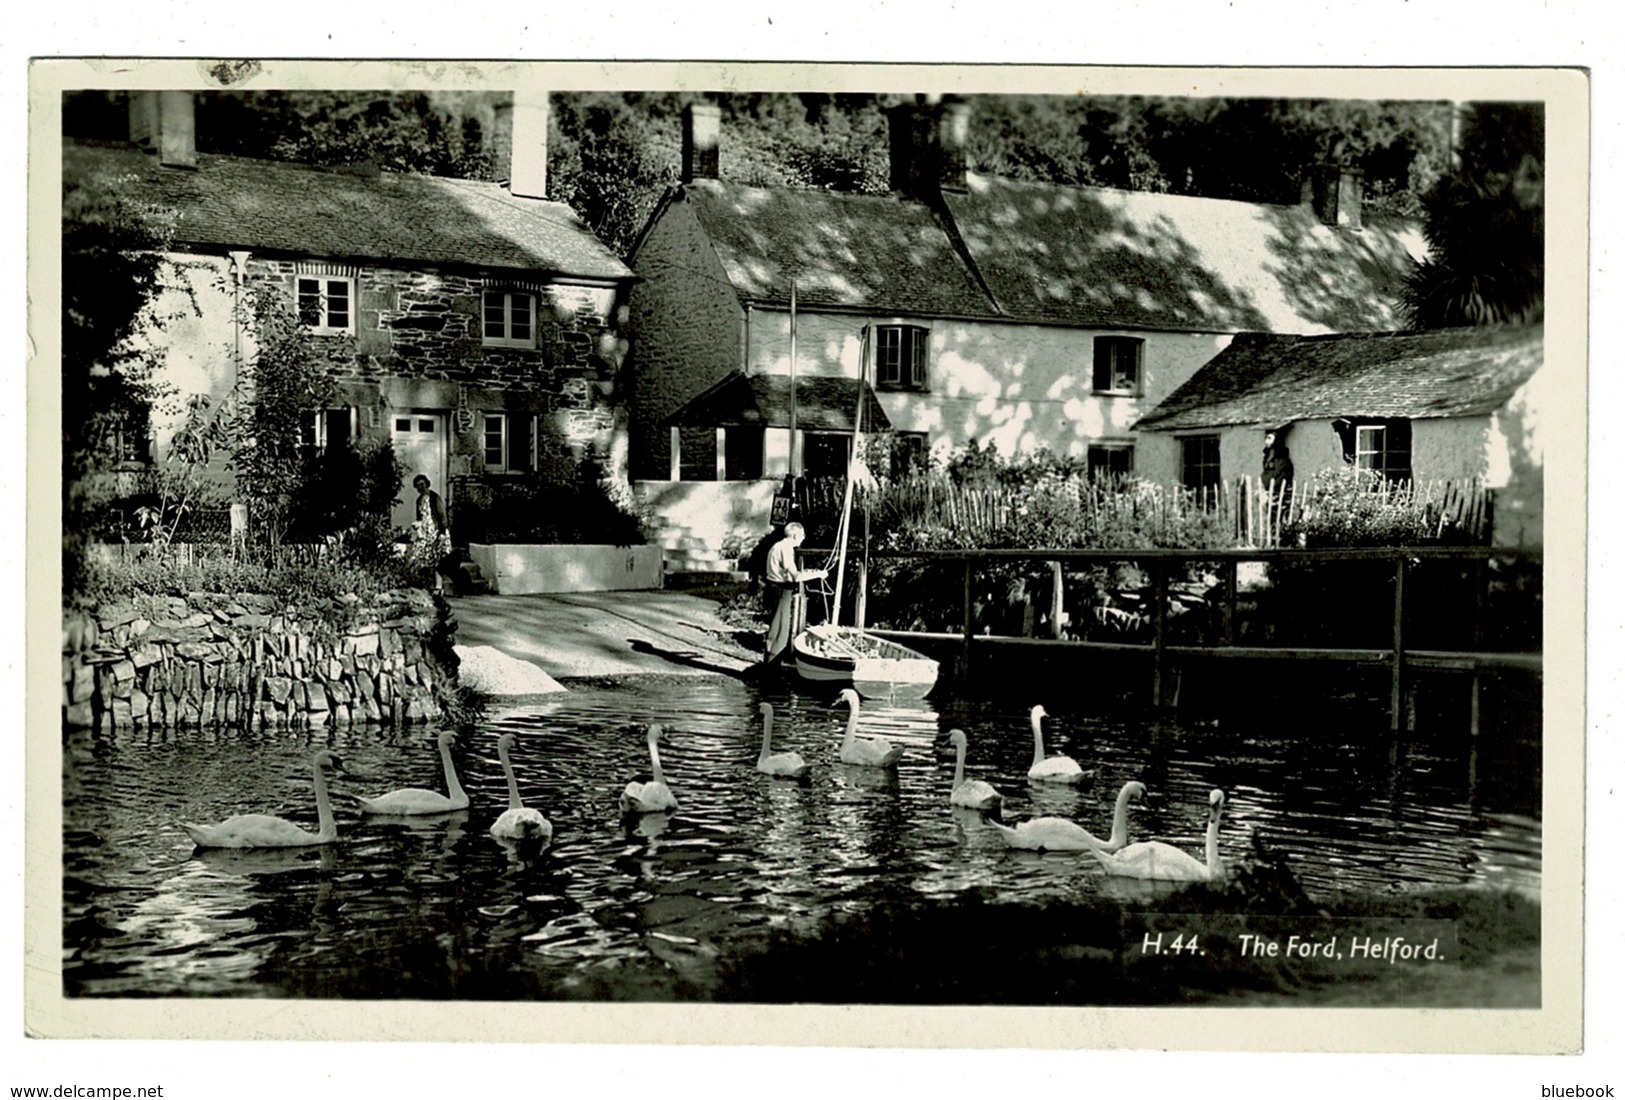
left=507, top=91, right=549, bottom=200
left=682, top=102, right=721, bottom=183
left=936, top=98, right=970, bottom=190
left=490, top=98, right=514, bottom=184
left=129, top=91, right=196, bottom=169
left=888, top=97, right=969, bottom=201
left=1306, top=162, right=1363, bottom=230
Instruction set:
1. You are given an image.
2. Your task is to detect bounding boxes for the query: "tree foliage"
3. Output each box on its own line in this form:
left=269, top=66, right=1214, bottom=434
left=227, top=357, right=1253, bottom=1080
left=64, top=90, right=1461, bottom=261
left=1405, top=102, right=1545, bottom=328
left=61, top=170, right=188, bottom=595
left=225, top=284, right=337, bottom=549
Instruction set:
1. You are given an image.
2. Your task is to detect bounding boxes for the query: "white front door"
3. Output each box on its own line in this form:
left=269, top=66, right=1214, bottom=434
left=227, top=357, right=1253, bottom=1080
left=391, top=412, right=447, bottom=530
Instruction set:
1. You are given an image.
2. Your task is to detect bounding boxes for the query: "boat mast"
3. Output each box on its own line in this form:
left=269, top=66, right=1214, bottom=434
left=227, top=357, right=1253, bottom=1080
left=831, top=326, right=866, bottom=628
left=788, top=279, right=798, bottom=482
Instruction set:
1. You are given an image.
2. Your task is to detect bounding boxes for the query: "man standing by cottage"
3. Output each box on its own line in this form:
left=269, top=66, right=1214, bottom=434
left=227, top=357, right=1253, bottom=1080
left=1261, top=424, right=1295, bottom=528
left=763, top=522, right=827, bottom=665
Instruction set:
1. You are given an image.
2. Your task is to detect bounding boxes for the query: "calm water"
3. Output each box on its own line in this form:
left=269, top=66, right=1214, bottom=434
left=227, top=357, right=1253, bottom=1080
left=62, top=676, right=1541, bottom=999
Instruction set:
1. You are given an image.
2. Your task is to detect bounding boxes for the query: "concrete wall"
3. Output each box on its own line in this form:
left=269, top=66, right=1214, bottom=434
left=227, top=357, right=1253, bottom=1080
left=742, top=310, right=1230, bottom=463
left=627, top=196, right=746, bottom=478
left=467, top=543, right=664, bottom=594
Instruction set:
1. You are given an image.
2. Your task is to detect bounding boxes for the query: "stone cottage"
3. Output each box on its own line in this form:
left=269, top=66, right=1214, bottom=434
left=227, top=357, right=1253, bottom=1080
left=625, top=98, right=1430, bottom=564
left=67, top=91, right=635, bottom=538
left=1133, top=322, right=1546, bottom=546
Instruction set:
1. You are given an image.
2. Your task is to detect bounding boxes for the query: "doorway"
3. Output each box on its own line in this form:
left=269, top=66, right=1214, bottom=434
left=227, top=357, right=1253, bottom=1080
left=391, top=411, right=447, bottom=530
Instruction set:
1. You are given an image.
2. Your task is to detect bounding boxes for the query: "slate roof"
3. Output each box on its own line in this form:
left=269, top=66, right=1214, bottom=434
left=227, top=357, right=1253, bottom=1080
left=660, top=372, right=892, bottom=432
left=63, top=141, right=633, bottom=281
left=662, top=172, right=1425, bottom=334
left=944, top=174, right=1426, bottom=332
left=679, top=179, right=995, bottom=317
left=1135, top=323, right=1544, bottom=432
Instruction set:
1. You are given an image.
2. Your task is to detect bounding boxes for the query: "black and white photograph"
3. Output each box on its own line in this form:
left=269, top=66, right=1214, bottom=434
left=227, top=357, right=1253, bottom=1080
left=25, top=55, right=1590, bottom=1067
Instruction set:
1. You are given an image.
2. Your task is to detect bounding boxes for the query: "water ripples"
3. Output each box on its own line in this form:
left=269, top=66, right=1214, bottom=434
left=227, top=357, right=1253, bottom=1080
left=62, top=676, right=1541, bottom=998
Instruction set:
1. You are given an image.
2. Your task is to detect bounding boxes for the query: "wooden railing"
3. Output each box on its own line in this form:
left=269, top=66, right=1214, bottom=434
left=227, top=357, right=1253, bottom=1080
left=822, top=545, right=1540, bottom=733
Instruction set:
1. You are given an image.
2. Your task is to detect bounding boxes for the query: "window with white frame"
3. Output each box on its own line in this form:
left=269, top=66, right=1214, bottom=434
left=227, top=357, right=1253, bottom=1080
left=1087, top=442, right=1134, bottom=480
left=483, top=290, right=536, bottom=348
left=482, top=412, right=509, bottom=472
left=1353, top=422, right=1412, bottom=482
left=296, top=276, right=354, bottom=334
left=1092, top=336, right=1143, bottom=395
left=875, top=324, right=929, bottom=391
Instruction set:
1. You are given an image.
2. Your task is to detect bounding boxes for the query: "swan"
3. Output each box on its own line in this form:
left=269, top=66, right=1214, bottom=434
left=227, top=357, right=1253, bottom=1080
left=1026, top=704, right=1085, bottom=783
left=989, top=780, right=1146, bottom=852
left=180, top=749, right=346, bottom=849
left=489, top=732, right=552, bottom=841
left=756, top=703, right=810, bottom=779
left=946, top=729, right=1003, bottom=810
left=836, top=688, right=904, bottom=767
left=1091, top=788, right=1227, bottom=882
left=620, top=724, right=679, bottom=813
left=356, top=730, right=470, bottom=814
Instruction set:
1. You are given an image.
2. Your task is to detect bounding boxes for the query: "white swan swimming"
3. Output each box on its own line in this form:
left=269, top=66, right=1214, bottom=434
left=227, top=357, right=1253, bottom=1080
left=356, top=730, right=471, bottom=815
left=620, top=723, right=679, bottom=814
left=1091, top=788, right=1227, bottom=882
left=489, top=732, right=552, bottom=841
left=989, top=780, right=1146, bottom=852
left=836, top=688, right=904, bottom=767
left=1026, top=704, right=1085, bottom=783
left=756, top=703, right=810, bottom=779
left=946, top=729, right=1003, bottom=810
left=180, top=749, right=346, bottom=849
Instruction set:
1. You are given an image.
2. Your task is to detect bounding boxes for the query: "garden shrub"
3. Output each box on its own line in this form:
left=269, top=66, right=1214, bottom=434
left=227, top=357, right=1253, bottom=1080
left=455, top=451, right=647, bottom=546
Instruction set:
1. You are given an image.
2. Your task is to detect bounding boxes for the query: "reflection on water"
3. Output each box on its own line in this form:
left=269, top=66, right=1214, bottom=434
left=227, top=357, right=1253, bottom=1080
left=62, top=677, right=1541, bottom=998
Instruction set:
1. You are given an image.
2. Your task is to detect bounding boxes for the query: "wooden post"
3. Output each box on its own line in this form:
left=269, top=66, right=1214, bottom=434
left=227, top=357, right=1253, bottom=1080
left=855, top=559, right=868, bottom=630
left=1049, top=560, right=1064, bottom=639
left=1390, top=555, right=1406, bottom=732
left=960, top=555, right=974, bottom=680
left=1470, top=557, right=1487, bottom=737
left=1151, top=560, right=1168, bottom=707
left=1222, top=559, right=1237, bottom=645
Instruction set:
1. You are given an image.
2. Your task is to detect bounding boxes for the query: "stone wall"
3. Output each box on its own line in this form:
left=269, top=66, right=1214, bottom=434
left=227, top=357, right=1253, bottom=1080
left=63, top=589, right=458, bottom=732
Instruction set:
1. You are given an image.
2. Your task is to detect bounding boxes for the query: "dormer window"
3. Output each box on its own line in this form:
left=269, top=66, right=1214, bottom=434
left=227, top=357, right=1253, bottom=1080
left=876, top=324, right=929, bottom=392
left=483, top=290, right=536, bottom=348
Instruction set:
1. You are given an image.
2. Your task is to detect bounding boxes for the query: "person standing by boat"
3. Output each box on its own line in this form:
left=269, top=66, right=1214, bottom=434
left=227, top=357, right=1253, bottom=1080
left=763, top=522, right=827, bottom=665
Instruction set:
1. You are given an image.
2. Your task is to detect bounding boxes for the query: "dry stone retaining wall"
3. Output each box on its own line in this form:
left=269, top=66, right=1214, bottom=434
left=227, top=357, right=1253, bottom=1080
left=63, top=589, right=458, bottom=732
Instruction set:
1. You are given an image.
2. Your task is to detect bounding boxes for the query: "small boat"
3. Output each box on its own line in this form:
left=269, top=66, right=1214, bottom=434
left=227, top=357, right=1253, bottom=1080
left=791, top=623, right=938, bottom=701
left=786, top=313, right=938, bottom=701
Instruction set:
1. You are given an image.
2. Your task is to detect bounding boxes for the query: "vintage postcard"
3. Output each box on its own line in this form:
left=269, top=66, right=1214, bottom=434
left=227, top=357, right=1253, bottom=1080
left=26, top=58, right=1587, bottom=1062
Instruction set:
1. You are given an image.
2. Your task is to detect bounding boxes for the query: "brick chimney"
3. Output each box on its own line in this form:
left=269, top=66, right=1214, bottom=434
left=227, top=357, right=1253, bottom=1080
left=507, top=91, right=549, bottom=200
left=682, top=102, right=721, bottom=183
left=1305, top=163, right=1363, bottom=230
left=129, top=90, right=196, bottom=169
left=888, top=97, right=969, bottom=201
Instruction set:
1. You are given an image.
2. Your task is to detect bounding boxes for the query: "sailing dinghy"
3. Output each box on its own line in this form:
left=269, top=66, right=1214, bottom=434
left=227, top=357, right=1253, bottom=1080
left=789, top=321, right=938, bottom=701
